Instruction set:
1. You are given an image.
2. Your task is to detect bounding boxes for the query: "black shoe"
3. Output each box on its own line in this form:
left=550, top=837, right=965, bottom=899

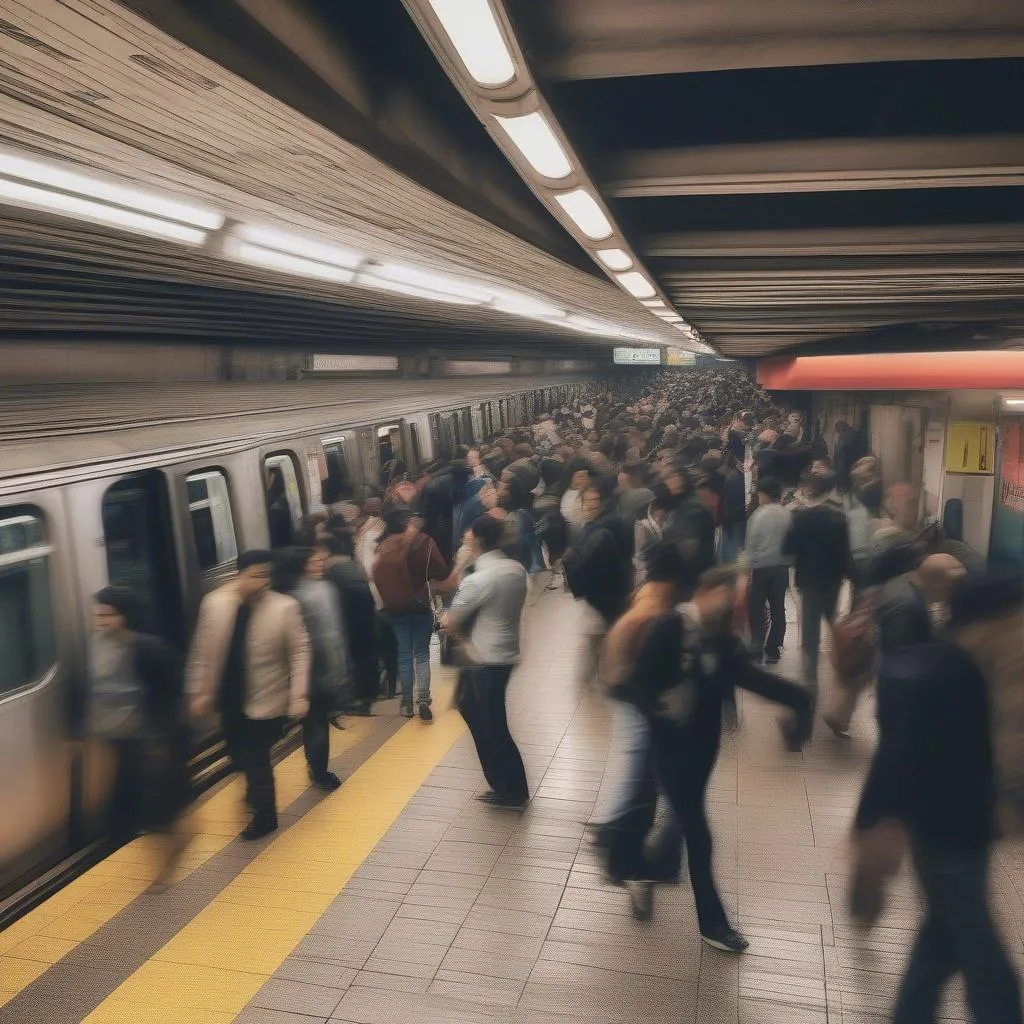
left=701, top=926, right=749, bottom=953
left=311, top=771, right=342, bottom=792
left=328, top=716, right=346, bottom=730
left=478, top=792, right=528, bottom=809
left=418, top=701, right=433, bottom=722
left=779, top=708, right=812, bottom=752
left=625, top=880, right=653, bottom=921
left=765, top=650, right=780, bottom=665
left=240, top=815, right=278, bottom=841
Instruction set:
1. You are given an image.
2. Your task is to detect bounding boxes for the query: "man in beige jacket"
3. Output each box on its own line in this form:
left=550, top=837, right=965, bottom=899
left=188, top=550, right=310, bottom=839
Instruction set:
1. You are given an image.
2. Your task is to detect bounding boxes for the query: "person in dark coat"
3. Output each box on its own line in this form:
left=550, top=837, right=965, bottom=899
left=324, top=530, right=380, bottom=716
left=90, top=586, right=191, bottom=857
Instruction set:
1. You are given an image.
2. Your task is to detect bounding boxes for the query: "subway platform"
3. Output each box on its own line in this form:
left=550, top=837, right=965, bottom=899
left=2, top=587, right=1021, bottom=1024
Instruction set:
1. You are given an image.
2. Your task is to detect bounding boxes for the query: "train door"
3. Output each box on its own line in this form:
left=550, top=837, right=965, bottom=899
left=0, top=496, right=72, bottom=899
left=376, top=421, right=405, bottom=485
left=183, top=468, right=239, bottom=596
left=321, top=434, right=353, bottom=506
left=262, top=451, right=306, bottom=548
left=408, top=422, right=423, bottom=469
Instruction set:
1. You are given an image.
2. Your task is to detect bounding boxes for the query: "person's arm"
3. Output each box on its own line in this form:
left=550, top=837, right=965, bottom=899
left=284, top=599, right=311, bottom=719
left=442, top=573, right=487, bottom=636
left=612, top=613, right=681, bottom=715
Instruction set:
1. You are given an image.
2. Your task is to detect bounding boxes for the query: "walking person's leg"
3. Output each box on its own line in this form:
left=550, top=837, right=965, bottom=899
left=411, top=612, right=434, bottom=720
left=390, top=615, right=415, bottom=716
left=765, top=566, right=789, bottom=661
left=303, top=697, right=339, bottom=789
left=457, top=667, right=503, bottom=796
left=747, top=569, right=768, bottom=657
left=799, top=584, right=824, bottom=703
left=479, top=664, right=528, bottom=804
left=241, top=717, right=283, bottom=838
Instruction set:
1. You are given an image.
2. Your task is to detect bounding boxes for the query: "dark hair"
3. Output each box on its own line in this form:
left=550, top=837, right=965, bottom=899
left=564, top=456, right=593, bottom=481
left=643, top=542, right=691, bottom=586
left=237, top=549, right=273, bottom=573
left=587, top=473, right=619, bottom=506
left=94, top=585, right=140, bottom=629
left=380, top=502, right=412, bottom=539
left=756, top=476, right=782, bottom=501
left=500, top=473, right=532, bottom=511
left=471, top=514, right=504, bottom=552
left=273, top=547, right=314, bottom=593
left=326, top=530, right=355, bottom=557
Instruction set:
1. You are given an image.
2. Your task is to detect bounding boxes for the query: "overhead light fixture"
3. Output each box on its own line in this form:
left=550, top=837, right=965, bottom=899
left=615, top=271, right=657, bottom=299
left=494, top=111, right=572, bottom=179
left=0, top=176, right=209, bottom=245
left=490, top=289, right=566, bottom=320
left=226, top=239, right=356, bottom=283
left=595, top=248, right=633, bottom=271
left=1005, top=398, right=1024, bottom=406
left=0, top=149, right=223, bottom=229
left=357, top=271, right=484, bottom=306
left=566, top=314, right=633, bottom=338
left=640, top=299, right=665, bottom=308
left=427, top=0, right=516, bottom=87
left=370, top=263, right=493, bottom=302
left=658, top=314, right=684, bottom=323
left=554, top=189, right=613, bottom=241
left=239, top=225, right=363, bottom=269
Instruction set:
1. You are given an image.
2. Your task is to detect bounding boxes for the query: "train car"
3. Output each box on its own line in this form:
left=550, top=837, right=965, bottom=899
left=0, top=374, right=593, bottom=919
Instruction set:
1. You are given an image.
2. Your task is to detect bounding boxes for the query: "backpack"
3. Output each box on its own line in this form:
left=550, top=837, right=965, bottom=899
left=828, top=591, right=878, bottom=693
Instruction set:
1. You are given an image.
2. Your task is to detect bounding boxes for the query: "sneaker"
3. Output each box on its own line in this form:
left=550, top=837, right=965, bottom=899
left=418, top=701, right=433, bottom=722
left=477, top=792, right=528, bottom=809
left=778, top=712, right=811, bottom=752
left=701, top=926, right=749, bottom=953
left=240, top=814, right=278, bottom=841
left=311, top=771, right=342, bottom=792
left=400, top=704, right=414, bottom=718
left=624, top=879, right=653, bottom=921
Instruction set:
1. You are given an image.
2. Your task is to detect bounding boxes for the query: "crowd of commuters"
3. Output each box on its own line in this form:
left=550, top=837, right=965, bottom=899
left=87, top=365, right=1021, bottom=1022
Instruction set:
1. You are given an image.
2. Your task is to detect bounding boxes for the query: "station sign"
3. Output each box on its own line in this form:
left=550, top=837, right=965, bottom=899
left=946, top=421, right=995, bottom=475
left=666, top=348, right=696, bottom=366
left=613, top=347, right=661, bottom=365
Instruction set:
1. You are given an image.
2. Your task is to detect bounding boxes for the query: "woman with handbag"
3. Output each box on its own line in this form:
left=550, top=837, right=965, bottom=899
left=373, top=503, right=449, bottom=720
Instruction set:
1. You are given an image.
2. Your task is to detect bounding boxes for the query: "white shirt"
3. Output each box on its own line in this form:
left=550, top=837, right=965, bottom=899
left=448, top=550, right=528, bottom=664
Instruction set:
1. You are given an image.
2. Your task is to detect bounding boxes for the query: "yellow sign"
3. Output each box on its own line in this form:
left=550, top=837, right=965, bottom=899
left=946, top=421, right=995, bottom=475
left=666, top=348, right=696, bottom=366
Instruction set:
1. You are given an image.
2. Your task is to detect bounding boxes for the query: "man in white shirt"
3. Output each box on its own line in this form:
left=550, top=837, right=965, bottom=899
left=444, top=515, right=530, bottom=808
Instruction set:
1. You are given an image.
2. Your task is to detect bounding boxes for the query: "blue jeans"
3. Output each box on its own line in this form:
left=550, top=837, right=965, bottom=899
left=894, top=842, right=1022, bottom=1024
left=599, top=701, right=653, bottom=824
left=388, top=612, right=434, bottom=708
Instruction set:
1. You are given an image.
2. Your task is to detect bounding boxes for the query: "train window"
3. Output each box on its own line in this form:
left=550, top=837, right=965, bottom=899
left=408, top=423, right=422, bottom=468
left=263, top=454, right=304, bottom=549
left=321, top=437, right=351, bottom=505
left=102, top=473, right=184, bottom=644
left=0, top=510, right=56, bottom=698
left=377, top=424, right=403, bottom=483
left=186, top=470, right=238, bottom=589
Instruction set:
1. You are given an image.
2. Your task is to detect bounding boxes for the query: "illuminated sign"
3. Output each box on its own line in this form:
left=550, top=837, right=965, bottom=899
left=666, top=348, right=696, bottom=367
left=946, top=421, right=995, bottom=475
left=310, top=354, right=398, bottom=372
left=613, top=347, right=661, bottom=365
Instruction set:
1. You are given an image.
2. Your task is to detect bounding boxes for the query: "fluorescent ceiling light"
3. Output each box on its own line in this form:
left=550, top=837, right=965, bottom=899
left=227, top=240, right=356, bottom=283
left=566, top=314, right=632, bottom=338
left=1005, top=398, right=1024, bottom=406
left=554, top=189, right=613, bottom=241
left=595, top=248, right=633, bottom=271
left=490, top=290, right=566, bottom=319
left=640, top=299, right=665, bottom=308
left=659, top=315, right=684, bottom=322
left=615, top=271, right=657, bottom=299
left=239, top=225, right=363, bottom=269
left=427, top=0, right=516, bottom=86
left=0, top=177, right=208, bottom=245
left=494, top=111, right=572, bottom=179
left=371, top=263, right=493, bottom=302
left=0, top=150, right=223, bottom=229
left=357, top=272, right=483, bottom=306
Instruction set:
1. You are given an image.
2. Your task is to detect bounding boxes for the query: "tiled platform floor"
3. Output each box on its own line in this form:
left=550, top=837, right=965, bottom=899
left=5, top=584, right=1024, bottom=1024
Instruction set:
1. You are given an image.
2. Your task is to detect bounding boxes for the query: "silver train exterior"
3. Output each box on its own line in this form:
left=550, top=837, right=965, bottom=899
left=0, top=374, right=591, bottom=907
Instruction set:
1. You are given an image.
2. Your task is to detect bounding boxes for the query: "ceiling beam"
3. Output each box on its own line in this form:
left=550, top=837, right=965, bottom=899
left=644, top=224, right=1024, bottom=258
left=602, top=136, right=1024, bottom=197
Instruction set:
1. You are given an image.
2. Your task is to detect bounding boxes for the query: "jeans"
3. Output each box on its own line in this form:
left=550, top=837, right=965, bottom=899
left=748, top=565, right=789, bottom=657
left=893, top=842, right=1022, bottom=1024
left=222, top=714, right=285, bottom=821
left=598, top=701, right=653, bottom=824
left=798, top=580, right=841, bottom=697
left=303, top=695, right=331, bottom=781
left=389, top=612, right=434, bottom=708
left=720, top=522, right=745, bottom=564
left=457, top=664, right=528, bottom=802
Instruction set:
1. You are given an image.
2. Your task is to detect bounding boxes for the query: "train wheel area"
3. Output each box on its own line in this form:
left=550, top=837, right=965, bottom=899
left=3, top=586, right=1017, bottom=1024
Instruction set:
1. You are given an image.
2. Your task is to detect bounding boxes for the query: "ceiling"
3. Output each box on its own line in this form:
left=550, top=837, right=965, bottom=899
left=500, top=0, right=1024, bottom=356
left=0, top=0, right=679, bottom=357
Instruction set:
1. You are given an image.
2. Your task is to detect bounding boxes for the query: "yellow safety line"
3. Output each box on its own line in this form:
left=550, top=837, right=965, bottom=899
left=0, top=716, right=378, bottom=1008
left=81, top=683, right=464, bottom=1024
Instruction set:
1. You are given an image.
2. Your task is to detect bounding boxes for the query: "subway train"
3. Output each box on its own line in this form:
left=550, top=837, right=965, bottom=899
left=0, top=373, right=593, bottom=917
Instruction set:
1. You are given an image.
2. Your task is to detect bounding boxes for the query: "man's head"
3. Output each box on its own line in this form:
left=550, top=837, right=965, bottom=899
left=470, top=514, right=504, bottom=556
left=236, top=549, right=273, bottom=601
left=917, top=553, right=967, bottom=605
left=756, top=476, right=782, bottom=505
left=93, top=585, right=138, bottom=635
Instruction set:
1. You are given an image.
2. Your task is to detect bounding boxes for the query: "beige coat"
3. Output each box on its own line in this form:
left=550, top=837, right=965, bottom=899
left=187, top=585, right=311, bottom=720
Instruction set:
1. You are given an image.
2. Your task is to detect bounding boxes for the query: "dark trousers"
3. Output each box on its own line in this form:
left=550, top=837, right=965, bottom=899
left=798, top=580, right=841, bottom=695
left=378, top=617, right=398, bottom=697
left=648, top=720, right=726, bottom=934
left=222, top=714, right=285, bottom=821
left=748, top=565, right=789, bottom=656
left=456, top=664, right=528, bottom=802
left=894, top=842, right=1022, bottom=1024
left=109, top=737, right=146, bottom=843
left=303, top=696, right=331, bottom=781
